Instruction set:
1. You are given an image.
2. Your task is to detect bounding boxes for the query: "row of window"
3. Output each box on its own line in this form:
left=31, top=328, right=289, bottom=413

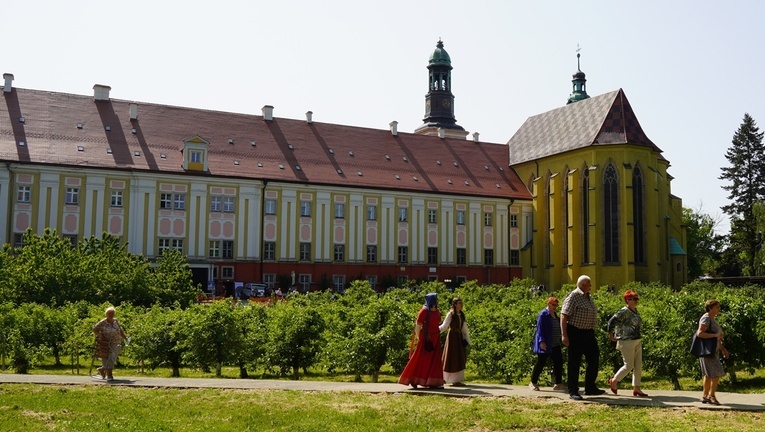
left=18, top=187, right=517, bottom=229
left=266, top=199, right=501, bottom=227
left=265, top=242, right=519, bottom=265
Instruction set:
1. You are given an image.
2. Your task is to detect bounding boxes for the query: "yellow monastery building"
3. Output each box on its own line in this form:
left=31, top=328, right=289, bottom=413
left=0, top=42, right=686, bottom=293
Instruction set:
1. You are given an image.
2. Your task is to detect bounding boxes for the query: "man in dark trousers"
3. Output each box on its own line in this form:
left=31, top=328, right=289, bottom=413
left=560, top=275, right=605, bottom=400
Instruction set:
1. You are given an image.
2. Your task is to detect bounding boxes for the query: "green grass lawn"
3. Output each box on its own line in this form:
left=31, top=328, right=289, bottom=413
left=3, top=360, right=765, bottom=431
left=0, top=384, right=762, bottom=432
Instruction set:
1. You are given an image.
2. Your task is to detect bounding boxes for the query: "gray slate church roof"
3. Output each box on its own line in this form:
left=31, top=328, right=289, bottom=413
left=507, top=89, right=662, bottom=165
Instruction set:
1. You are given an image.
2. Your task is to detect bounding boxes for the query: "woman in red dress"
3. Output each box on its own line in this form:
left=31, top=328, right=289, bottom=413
left=398, top=293, right=445, bottom=389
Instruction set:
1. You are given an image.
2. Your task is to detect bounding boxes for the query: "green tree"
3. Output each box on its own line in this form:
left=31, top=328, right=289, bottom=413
left=179, top=302, right=240, bottom=376
left=149, top=249, right=200, bottom=308
left=264, top=300, right=324, bottom=379
left=719, top=113, right=765, bottom=275
left=129, top=306, right=186, bottom=376
left=682, top=206, right=724, bottom=279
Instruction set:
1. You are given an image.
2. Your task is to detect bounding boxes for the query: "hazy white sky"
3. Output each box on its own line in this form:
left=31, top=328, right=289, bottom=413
left=5, top=1, right=764, bottom=233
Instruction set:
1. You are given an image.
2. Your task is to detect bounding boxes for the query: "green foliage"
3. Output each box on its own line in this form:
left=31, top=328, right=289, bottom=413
left=0, top=230, right=199, bottom=307
left=321, top=281, right=410, bottom=381
left=719, top=113, right=765, bottom=275
left=178, top=302, right=241, bottom=376
left=683, top=206, right=725, bottom=278
left=264, top=300, right=325, bottom=379
left=129, top=306, right=186, bottom=376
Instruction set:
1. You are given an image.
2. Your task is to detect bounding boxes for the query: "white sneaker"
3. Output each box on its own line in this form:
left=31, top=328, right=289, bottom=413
left=529, top=382, right=540, bottom=391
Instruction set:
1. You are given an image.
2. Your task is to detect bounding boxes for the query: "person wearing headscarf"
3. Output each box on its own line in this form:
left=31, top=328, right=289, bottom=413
left=398, top=293, right=445, bottom=389
left=439, top=297, right=471, bottom=386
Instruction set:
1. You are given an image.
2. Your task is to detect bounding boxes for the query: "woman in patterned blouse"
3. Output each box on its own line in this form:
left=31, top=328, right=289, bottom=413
left=607, top=290, right=647, bottom=397
left=92, top=306, right=127, bottom=381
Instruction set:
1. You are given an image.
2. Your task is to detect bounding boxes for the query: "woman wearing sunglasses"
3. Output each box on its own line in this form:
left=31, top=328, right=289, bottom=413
left=607, top=290, right=648, bottom=397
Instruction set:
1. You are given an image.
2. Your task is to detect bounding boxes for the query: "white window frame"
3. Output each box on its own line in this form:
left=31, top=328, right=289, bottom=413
left=300, top=242, right=311, bottom=261
left=300, top=201, right=312, bottom=217
left=221, top=266, right=234, bottom=279
left=17, top=186, right=31, bottom=203
left=484, top=212, right=493, bottom=227
left=398, top=246, right=408, bottom=263
left=190, top=150, right=203, bottom=163
left=334, top=244, right=345, bottom=262
left=398, top=207, right=408, bottom=222
left=222, top=197, right=235, bottom=213
left=210, top=196, right=222, bottom=212
left=65, top=187, right=79, bottom=205
left=367, top=205, right=377, bottom=221
left=298, top=274, right=311, bottom=291
left=111, top=190, right=123, bottom=207
left=428, top=209, right=437, bottom=224
left=332, top=275, right=346, bottom=292
left=264, top=242, right=276, bottom=260
left=456, top=210, right=465, bottom=225
left=366, top=245, right=377, bottom=263
left=222, top=240, right=234, bottom=259
left=209, top=240, right=220, bottom=258
left=334, top=203, right=345, bottom=219
left=265, top=199, right=277, bottom=215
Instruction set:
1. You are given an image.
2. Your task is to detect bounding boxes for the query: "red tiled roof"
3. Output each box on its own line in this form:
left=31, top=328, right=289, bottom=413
left=507, top=89, right=662, bottom=165
left=0, top=87, right=530, bottom=201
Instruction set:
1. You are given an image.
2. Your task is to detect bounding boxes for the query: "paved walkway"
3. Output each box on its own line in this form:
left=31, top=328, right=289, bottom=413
left=2, top=374, right=763, bottom=412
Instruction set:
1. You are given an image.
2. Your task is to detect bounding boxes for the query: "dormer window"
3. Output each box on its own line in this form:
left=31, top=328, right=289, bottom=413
left=183, top=135, right=210, bottom=172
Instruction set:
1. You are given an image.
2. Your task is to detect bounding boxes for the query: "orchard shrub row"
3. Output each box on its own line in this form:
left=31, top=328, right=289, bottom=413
left=2, top=279, right=765, bottom=389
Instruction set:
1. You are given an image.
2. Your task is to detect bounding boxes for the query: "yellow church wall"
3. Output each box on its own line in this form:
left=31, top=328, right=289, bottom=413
left=512, top=144, right=686, bottom=291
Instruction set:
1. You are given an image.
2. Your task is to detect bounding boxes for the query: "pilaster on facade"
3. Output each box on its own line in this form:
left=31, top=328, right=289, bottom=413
left=39, top=172, right=59, bottom=232
left=189, top=182, right=208, bottom=259
left=84, top=175, right=106, bottom=239
left=0, top=167, right=10, bottom=245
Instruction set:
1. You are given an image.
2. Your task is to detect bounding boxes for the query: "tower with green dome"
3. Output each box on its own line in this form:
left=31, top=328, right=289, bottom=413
left=415, top=39, right=468, bottom=138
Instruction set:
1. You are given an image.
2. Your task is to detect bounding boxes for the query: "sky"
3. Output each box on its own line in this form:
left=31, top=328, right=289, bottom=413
left=4, top=1, right=764, bottom=234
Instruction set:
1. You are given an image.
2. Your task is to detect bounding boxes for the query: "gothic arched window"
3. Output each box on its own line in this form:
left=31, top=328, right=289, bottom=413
left=604, top=164, right=619, bottom=263
left=582, top=167, right=590, bottom=263
left=632, top=166, right=646, bottom=264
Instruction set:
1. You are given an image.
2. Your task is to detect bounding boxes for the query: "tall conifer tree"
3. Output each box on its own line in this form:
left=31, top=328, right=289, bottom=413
left=719, top=113, right=765, bottom=275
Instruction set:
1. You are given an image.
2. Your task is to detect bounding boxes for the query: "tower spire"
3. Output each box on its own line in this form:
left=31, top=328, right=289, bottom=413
left=415, top=39, right=467, bottom=138
left=567, top=45, right=590, bottom=105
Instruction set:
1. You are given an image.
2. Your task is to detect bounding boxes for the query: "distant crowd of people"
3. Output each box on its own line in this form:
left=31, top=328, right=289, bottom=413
left=399, top=275, right=731, bottom=405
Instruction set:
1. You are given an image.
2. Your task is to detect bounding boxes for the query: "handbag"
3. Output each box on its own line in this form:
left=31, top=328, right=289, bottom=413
left=690, top=332, right=717, bottom=357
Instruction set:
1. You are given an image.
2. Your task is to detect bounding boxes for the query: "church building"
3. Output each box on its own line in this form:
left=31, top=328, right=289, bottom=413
left=0, top=41, right=686, bottom=293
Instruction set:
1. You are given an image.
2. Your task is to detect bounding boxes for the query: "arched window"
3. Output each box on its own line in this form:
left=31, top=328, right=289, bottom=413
left=632, top=166, right=646, bottom=263
left=604, top=164, right=619, bottom=263
left=563, top=169, right=569, bottom=266
left=582, top=167, right=590, bottom=263
left=546, top=174, right=552, bottom=267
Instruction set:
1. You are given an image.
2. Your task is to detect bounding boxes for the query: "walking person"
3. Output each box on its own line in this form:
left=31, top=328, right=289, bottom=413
left=398, top=293, right=445, bottom=389
left=560, top=275, right=605, bottom=400
left=697, top=299, right=730, bottom=405
left=439, top=297, right=471, bottom=386
left=607, top=290, right=648, bottom=397
left=530, top=297, right=565, bottom=391
left=92, top=306, right=128, bottom=382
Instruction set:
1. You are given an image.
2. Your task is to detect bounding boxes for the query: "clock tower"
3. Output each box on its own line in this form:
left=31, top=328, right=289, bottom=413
left=415, top=39, right=468, bottom=139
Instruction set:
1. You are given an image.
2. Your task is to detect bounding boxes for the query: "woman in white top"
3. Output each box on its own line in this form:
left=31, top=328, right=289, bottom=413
left=439, top=298, right=471, bottom=386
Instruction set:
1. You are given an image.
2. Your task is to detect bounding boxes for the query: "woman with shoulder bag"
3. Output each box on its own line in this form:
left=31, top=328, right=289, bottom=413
left=398, top=293, right=444, bottom=389
left=439, top=297, right=471, bottom=387
left=697, top=299, right=730, bottom=405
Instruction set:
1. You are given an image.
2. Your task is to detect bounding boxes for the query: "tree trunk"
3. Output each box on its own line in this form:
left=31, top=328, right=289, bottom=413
left=240, top=364, right=249, bottom=379
left=372, top=370, right=379, bottom=383
left=216, top=362, right=222, bottom=377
